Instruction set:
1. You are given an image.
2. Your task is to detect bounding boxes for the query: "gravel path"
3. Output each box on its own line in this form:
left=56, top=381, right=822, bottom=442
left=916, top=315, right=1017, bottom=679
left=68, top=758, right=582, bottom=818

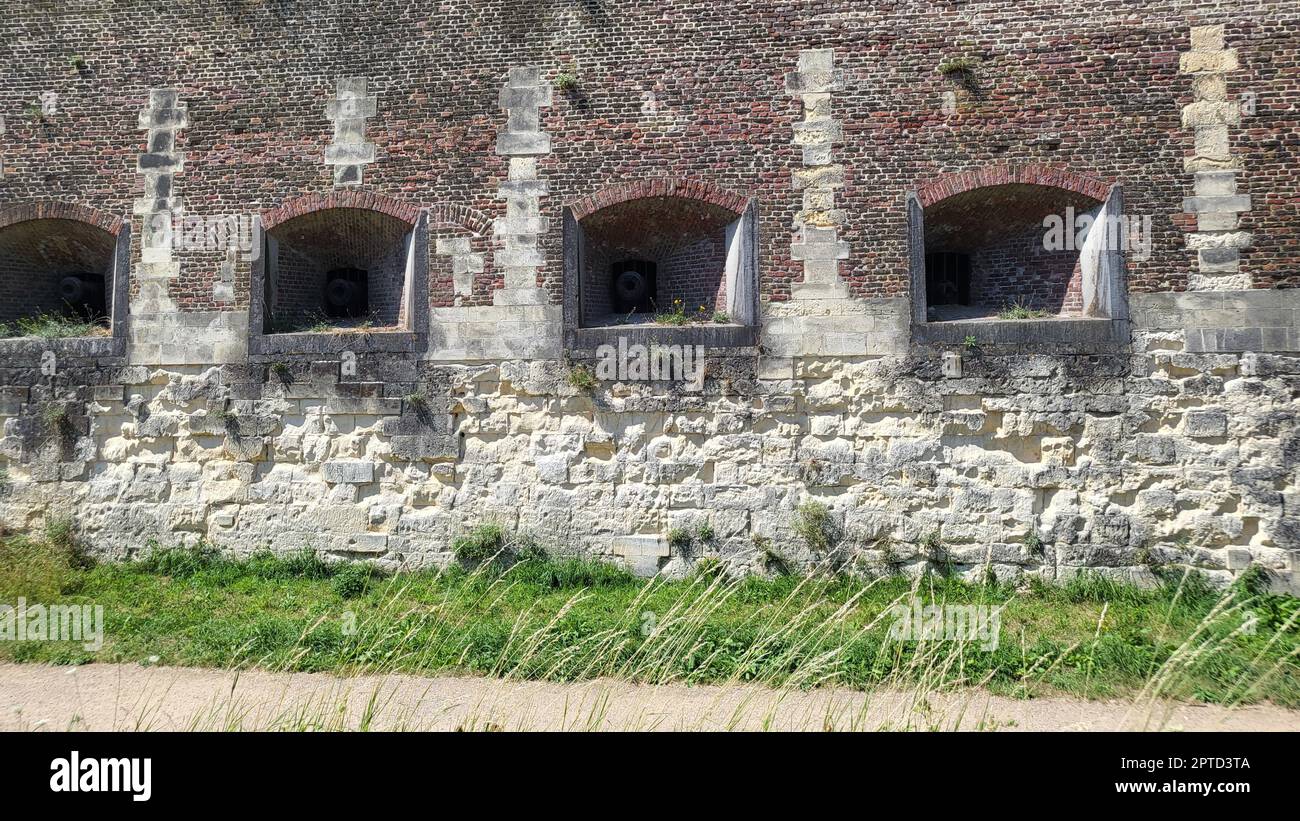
left=1, top=662, right=1296, bottom=731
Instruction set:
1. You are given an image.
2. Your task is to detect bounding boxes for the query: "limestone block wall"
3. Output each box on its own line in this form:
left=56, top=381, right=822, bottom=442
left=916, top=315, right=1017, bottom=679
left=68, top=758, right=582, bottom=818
left=0, top=3, right=1298, bottom=592
left=0, top=296, right=1297, bottom=593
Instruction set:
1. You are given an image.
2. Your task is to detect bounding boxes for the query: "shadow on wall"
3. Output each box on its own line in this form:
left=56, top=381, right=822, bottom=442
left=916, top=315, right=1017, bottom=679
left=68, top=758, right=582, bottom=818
left=265, top=207, right=414, bottom=333
left=0, top=218, right=117, bottom=335
left=578, top=195, right=743, bottom=327
left=922, top=183, right=1103, bottom=320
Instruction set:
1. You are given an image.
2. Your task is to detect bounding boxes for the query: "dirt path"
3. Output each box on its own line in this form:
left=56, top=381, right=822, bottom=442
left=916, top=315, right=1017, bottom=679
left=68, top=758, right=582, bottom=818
left=1, top=662, right=1296, bottom=731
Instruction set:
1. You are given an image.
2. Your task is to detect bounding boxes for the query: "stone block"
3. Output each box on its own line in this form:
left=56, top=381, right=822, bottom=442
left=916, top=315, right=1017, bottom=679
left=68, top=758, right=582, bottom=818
left=1189, top=25, right=1225, bottom=52
left=1198, top=247, right=1240, bottom=271
left=1181, top=100, right=1240, bottom=128
left=495, top=131, right=551, bottom=156
left=1193, top=171, right=1239, bottom=197
left=941, top=351, right=963, bottom=378
left=1196, top=212, right=1239, bottom=231
left=323, top=143, right=376, bottom=164
left=1179, top=49, right=1238, bottom=74
left=322, top=460, right=377, bottom=484
left=1183, top=194, right=1250, bottom=214
left=340, top=533, right=389, bottom=554
left=1185, top=409, right=1228, bottom=438
left=1186, top=231, right=1251, bottom=250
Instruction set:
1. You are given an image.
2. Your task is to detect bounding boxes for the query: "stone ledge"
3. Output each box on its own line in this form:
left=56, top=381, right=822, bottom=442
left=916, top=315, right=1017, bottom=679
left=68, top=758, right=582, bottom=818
left=0, top=336, right=125, bottom=364
left=911, top=317, right=1130, bottom=351
left=568, top=324, right=758, bottom=351
left=249, top=331, right=424, bottom=359
left=1131, top=290, right=1300, bottom=332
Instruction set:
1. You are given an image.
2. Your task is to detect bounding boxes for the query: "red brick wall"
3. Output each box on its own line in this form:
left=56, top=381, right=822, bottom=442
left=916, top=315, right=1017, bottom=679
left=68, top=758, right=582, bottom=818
left=969, top=226, right=1084, bottom=315
left=0, top=3, right=1295, bottom=311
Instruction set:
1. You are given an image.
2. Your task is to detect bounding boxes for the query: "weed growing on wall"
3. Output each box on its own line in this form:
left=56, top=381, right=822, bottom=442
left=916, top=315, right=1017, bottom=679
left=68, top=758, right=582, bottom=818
left=794, top=501, right=840, bottom=554
left=565, top=364, right=597, bottom=391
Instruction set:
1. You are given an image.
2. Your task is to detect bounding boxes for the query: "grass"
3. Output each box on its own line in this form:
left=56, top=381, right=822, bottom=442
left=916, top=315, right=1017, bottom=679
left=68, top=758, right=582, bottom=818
left=997, top=300, right=1052, bottom=320
left=0, top=533, right=1296, bottom=710
left=653, top=299, right=718, bottom=326
left=269, top=311, right=382, bottom=335
left=0, top=312, right=109, bottom=340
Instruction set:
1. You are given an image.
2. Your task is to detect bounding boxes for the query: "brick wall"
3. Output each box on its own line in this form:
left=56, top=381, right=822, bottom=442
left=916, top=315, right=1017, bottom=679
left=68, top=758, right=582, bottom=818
left=0, top=2, right=1294, bottom=312
left=969, top=227, right=1084, bottom=315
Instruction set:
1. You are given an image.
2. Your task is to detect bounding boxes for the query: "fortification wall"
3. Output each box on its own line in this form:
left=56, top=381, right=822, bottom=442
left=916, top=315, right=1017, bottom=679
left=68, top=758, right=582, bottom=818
left=0, top=2, right=1297, bottom=588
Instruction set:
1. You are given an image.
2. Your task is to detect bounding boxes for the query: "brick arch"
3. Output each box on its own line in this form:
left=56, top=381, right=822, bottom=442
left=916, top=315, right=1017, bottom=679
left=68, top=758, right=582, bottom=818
left=260, top=191, right=421, bottom=231
left=427, top=203, right=494, bottom=236
left=914, top=165, right=1112, bottom=208
left=568, top=178, right=750, bottom=221
left=0, top=201, right=124, bottom=236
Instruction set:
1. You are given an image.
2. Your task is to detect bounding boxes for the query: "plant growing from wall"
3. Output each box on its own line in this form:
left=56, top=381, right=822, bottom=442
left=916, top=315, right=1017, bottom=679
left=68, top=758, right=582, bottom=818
left=1024, top=530, right=1045, bottom=559
left=997, top=298, right=1050, bottom=320
left=8, top=312, right=104, bottom=339
left=877, top=536, right=904, bottom=577
left=693, top=556, right=725, bottom=579
left=404, top=390, right=428, bottom=410
left=666, top=526, right=691, bottom=553
left=403, top=389, right=434, bottom=425
left=794, top=501, right=841, bottom=553
left=655, top=300, right=690, bottom=326
left=653, top=300, right=720, bottom=326
left=215, top=408, right=240, bottom=436
left=937, top=56, right=980, bottom=90
left=752, top=534, right=790, bottom=576
left=269, top=361, right=293, bottom=385
left=922, top=528, right=954, bottom=577
left=553, top=64, right=579, bottom=92
left=452, top=523, right=507, bottom=565
left=41, top=404, right=74, bottom=448
left=666, top=519, right=717, bottom=560
left=68, top=54, right=87, bottom=70
left=566, top=364, right=597, bottom=391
